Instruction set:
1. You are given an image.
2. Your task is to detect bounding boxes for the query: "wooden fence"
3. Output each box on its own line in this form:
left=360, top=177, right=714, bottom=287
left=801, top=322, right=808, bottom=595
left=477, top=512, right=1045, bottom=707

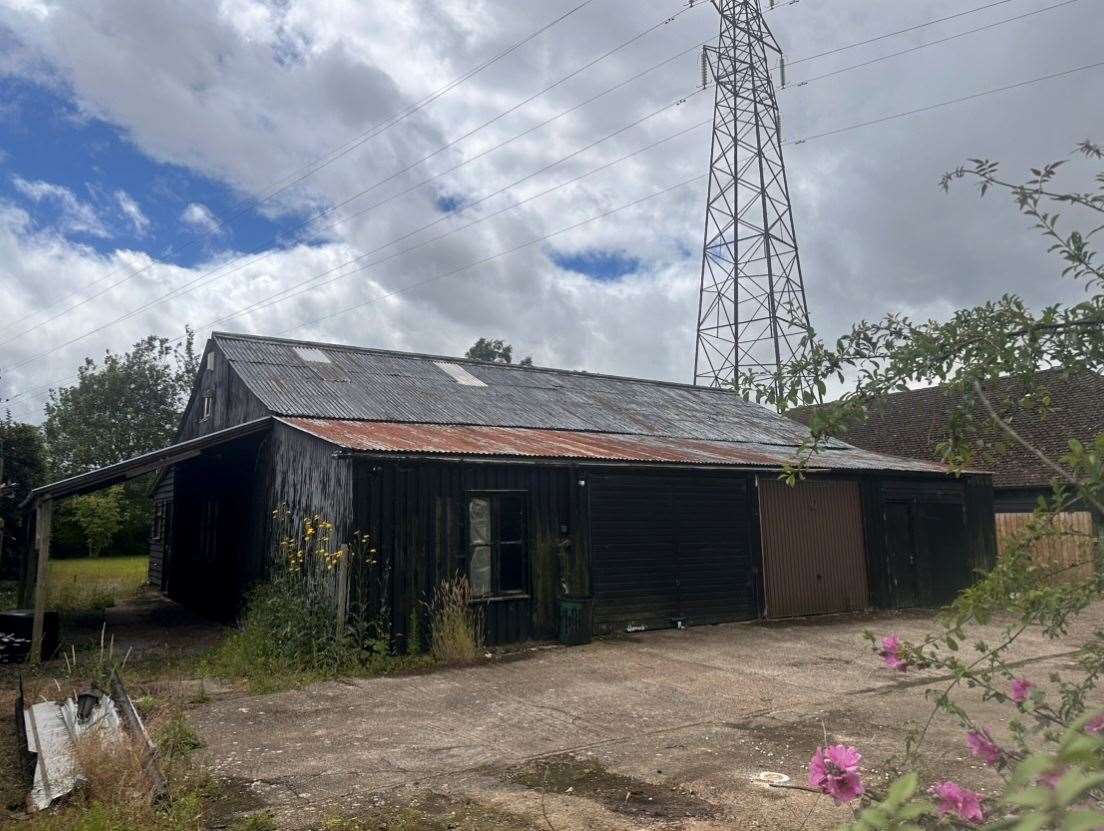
left=995, top=511, right=1097, bottom=582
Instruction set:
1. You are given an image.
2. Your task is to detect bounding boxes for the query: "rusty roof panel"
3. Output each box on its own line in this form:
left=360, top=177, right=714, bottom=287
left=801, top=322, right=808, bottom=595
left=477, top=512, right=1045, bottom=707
left=280, top=418, right=950, bottom=473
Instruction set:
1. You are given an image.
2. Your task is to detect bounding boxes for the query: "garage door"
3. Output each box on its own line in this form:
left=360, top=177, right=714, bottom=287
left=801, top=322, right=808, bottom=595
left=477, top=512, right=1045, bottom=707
left=590, top=474, right=756, bottom=633
left=759, top=478, right=867, bottom=618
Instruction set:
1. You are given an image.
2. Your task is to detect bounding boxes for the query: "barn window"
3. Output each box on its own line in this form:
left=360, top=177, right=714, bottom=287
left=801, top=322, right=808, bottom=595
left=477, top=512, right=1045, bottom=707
left=467, top=493, right=527, bottom=596
left=201, top=392, right=214, bottom=421
left=151, top=503, right=165, bottom=541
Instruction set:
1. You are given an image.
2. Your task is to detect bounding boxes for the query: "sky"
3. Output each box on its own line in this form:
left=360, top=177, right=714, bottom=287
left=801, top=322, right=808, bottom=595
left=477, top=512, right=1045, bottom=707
left=0, top=0, right=1100, bottom=423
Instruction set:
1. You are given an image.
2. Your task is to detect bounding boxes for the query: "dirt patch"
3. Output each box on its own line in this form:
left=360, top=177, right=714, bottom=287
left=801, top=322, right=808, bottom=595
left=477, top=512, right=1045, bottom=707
left=293, top=792, right=540, bottom=831
left=503, top=753, right=715, bottom=822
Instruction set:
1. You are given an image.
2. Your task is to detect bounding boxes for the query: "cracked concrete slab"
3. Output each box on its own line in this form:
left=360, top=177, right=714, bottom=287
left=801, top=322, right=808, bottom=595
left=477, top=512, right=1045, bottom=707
left=189, top=606, right=1104, bottom=830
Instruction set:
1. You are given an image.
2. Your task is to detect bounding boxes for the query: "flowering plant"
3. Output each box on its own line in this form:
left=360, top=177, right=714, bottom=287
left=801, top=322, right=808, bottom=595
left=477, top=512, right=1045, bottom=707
left=758, top=142, right=1104, bottom=828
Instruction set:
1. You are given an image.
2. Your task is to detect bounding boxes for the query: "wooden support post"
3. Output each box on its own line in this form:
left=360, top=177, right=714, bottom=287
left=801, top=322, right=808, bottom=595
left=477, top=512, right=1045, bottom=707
left=30, top=498, right=53, bottom=665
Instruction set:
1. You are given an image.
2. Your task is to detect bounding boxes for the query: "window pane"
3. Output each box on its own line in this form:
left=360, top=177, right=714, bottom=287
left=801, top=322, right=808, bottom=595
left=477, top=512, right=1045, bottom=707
left=499, top=495, right=525, bottom=543
left=470, top=545, right=492, bottom=595
left=469, top=498, right=491, bottom=545
left=499, top=542, right=526, bottom=593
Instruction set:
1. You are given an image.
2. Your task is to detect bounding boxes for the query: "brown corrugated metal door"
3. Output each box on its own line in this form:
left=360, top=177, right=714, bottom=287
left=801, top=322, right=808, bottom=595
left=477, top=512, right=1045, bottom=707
left=758, top=478, right=867, bottom=619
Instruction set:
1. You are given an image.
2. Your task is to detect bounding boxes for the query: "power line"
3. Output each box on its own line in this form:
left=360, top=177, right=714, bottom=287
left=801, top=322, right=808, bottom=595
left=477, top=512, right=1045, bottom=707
left=788, top=59, right=1104, bottom=146
left=201, top=110, right=711, bottom=331
left=0, top=0, right=606, bottom=342
left=0, top=2, right=704, bottom=351
left=8, top=58, right=1102, bottom=411
left=786, top=0, right=1085, bottom=88
left=0, top=30, right=710, bottom=366
left=787, top=0, right=1026, bottom=68
left=275, top=174, right=710, bottom=339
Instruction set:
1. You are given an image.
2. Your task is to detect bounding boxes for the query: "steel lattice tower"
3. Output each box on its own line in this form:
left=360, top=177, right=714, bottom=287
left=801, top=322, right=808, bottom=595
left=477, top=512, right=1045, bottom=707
left=693, top=0, right=811, bottom=395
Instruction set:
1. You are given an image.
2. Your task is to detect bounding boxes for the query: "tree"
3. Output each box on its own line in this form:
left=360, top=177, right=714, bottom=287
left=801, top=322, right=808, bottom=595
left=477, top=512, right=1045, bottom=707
left=43, top=330, right=197, bottom=559
left=44, top=330, right=198, bottom=477
left=759, top=142, right=1104, bottom=827
left=465, top=338, right=533, bottom=366
left=69, top=487, right=123, bottom=558
left=0, top=414, right=46, bottom=579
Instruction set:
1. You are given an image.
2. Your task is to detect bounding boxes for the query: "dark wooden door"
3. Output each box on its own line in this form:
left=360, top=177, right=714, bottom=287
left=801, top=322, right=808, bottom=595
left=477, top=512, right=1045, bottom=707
left=590, top=474, right=755, bottom=633
left=671, top=477, right=755, bottom=625
left=590, top=475, right=678, bottom=632
left=884, top=501, right=921, bottom=608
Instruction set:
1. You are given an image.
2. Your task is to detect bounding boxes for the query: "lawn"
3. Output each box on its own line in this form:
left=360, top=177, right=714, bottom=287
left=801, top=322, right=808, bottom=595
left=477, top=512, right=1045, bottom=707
left=46, top=556, right=149, bottom=612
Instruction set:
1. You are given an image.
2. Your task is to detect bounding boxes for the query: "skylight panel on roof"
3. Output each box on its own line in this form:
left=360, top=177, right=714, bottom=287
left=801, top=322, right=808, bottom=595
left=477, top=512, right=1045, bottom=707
left=434, top=362, right=487, bottom=387
left=293, top=346, right=348, bottom=382
left=293, top=347, right=332, bottom=364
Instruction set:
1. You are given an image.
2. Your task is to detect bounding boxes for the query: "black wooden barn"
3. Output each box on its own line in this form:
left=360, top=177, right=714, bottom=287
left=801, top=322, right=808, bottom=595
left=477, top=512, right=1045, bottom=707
left=33, top=332, right=998, bottom=647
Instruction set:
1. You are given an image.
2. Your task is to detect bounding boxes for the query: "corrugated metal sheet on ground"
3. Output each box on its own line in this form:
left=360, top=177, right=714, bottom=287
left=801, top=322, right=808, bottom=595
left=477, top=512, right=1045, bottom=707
left=280, top=418, right=950, bottom=473
left=215, top=332, right=850, bottom=447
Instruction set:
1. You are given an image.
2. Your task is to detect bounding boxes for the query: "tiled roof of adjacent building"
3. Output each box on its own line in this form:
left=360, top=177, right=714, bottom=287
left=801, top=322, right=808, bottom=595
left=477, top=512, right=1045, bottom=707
left=789, top=368, right=1104, bottom=490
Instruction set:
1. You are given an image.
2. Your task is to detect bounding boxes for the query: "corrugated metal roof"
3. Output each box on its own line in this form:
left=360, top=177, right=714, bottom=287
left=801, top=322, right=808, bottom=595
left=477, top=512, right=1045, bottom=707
left=281, top=418, right=951, bottom=473
left=215, top=332, right=850, bottom=447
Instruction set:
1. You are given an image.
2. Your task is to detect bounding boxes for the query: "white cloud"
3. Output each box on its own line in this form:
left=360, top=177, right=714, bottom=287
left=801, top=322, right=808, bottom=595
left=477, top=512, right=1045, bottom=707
left=12, top=175, right=109, bottom=238
left=0, top=0, right=1099, bottom=422
left=114, top=189, right=150, bottom=235
left=180, top=202, right=221, bottom=235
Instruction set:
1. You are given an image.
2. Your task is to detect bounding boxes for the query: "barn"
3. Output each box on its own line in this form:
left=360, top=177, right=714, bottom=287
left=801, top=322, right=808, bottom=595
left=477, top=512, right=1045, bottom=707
left=790, top=368, right=1103, bottom=581
left=29, top=332, right=997, bottom=648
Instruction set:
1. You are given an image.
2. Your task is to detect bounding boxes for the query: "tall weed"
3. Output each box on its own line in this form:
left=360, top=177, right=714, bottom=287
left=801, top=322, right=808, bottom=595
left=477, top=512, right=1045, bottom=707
left=429, top=577, right=484, bottom=664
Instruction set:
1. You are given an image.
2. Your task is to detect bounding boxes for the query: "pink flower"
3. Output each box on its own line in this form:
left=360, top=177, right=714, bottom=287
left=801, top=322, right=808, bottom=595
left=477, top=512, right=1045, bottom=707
left=966, top=729, right=1002, bottom=766
left=930, top=781, right=984, bottom=824
left=1085, top=713, right=1104, bottom=735
left=1011, top=677, right=1034, bottom=704
left=808, top=745, right=865, bottom=804
left=881, top=634, right=907, bottom=672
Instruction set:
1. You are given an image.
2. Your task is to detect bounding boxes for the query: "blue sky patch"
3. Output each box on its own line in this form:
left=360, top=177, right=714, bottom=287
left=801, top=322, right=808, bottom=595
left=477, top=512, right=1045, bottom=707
left=0, top=76, right=305, bottom=267
left=434, top=192, right=466, bottom=214
left=550, top=248, right=641, bottom=282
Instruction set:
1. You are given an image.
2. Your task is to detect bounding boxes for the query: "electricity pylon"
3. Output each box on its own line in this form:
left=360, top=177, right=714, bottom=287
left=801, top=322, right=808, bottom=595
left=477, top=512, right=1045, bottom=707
left=693, top=0, right=811, bottom=397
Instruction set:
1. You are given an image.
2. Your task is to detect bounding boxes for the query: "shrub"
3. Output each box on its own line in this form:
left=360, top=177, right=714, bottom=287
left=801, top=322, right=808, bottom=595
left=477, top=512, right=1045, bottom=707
left=429, top=576, right=484, bottom=664
left=204, top=507, right=423, bottom=691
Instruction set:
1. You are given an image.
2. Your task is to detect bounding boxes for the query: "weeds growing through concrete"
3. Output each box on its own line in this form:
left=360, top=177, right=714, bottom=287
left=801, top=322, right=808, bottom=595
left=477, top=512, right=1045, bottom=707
left=429, top=576, right=484, bottom=664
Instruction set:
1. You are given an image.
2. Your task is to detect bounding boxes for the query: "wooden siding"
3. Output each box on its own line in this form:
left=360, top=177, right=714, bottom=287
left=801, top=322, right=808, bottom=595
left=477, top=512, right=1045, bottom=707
left=996, top=511, right=1096, bottom=582
left=177, top=342, right=268, bottom=442
left=147, top=468, right=174, bottom=590
left=759, top=478, right=867, bottom=619
left=352, top=460, right=582, bottom=650
left=589, top=472, right=756, bottom=633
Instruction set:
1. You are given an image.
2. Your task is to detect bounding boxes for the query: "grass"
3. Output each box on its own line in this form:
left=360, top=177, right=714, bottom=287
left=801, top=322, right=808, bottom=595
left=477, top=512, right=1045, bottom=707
left=46, top=556, right=149, bottom=613
left=4, top=691, right=239, bottom=831
left=429, top=577, right=484, bottom=664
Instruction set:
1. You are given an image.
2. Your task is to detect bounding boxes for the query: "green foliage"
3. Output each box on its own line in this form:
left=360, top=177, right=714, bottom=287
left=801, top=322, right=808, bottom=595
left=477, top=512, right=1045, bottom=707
left=757, top=142, right=1104, bottom=827
left=0, top=413, right=46, bottom=576
left=429, top=576, right=484, bottom=664
left=69, top=487, right=124, bottom=558
left=157, top=713, right=206, bottom=762
left=465, top=337, right=533, bottom=366
left=42, top=330, right=198, bottom=558
left=44, top=331, right=198, bottom=477
left=228, top=814, right=277, bottom=831
left=205, top=507, right=425, bottom=692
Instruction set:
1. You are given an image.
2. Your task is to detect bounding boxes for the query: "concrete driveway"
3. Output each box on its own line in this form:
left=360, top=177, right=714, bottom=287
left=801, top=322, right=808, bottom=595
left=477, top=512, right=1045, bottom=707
left=190, top=607, right=1101, bottom=830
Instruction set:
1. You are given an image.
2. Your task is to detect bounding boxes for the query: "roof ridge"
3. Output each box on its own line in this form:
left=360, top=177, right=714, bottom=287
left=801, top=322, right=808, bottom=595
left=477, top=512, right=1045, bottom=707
left=211, top=330, right=747, bottom=397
